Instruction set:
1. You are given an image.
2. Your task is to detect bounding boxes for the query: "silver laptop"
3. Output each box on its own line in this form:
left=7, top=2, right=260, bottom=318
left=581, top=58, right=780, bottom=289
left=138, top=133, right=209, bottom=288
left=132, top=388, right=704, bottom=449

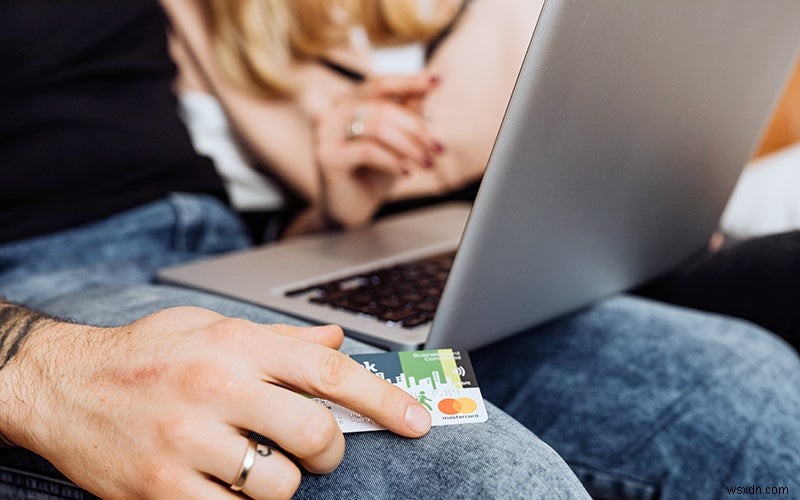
left=160, top=0, right=800, bottom=351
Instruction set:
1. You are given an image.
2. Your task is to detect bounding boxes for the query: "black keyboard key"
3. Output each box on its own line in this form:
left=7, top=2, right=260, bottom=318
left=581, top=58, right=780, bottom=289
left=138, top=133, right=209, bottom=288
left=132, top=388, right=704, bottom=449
left=377, top=296, right=403, bottom=308
left=401, top=314, right=432, bottom=328
left=351, top=293, right=374, bottom=304
left=401, top=292, right=424, bottom=303
left=286, top=251, right=455, bottom=330
left=416, top=301, right=437, bottom=312
left=379, top=309, right=417, bottom=323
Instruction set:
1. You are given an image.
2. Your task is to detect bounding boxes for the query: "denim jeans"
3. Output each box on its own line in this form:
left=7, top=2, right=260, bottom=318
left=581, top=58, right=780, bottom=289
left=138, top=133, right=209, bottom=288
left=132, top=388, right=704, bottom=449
left=1, top=194, right=798, bottom=499
left=0, top=194, right=587, bottom=499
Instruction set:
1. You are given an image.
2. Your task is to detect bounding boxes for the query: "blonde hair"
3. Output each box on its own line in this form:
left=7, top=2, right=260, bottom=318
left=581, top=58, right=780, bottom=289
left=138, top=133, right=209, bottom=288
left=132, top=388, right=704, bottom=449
left=203, top=0, right=463, bottom=97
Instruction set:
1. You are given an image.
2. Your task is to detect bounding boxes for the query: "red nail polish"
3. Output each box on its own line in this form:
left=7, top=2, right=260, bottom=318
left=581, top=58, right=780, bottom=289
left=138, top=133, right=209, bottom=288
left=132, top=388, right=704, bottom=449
left=423, top=157, right=434, bottom=169
left=430, top=76, right=441, bottom=86
left=433, top=142, right=445, bottom=154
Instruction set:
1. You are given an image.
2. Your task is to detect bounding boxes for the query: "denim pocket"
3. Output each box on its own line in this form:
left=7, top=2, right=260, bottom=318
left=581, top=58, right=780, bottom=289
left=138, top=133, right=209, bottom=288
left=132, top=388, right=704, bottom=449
left=168, top=192, right=251, bottom=256
left=570, top=464, right=657, bottom=500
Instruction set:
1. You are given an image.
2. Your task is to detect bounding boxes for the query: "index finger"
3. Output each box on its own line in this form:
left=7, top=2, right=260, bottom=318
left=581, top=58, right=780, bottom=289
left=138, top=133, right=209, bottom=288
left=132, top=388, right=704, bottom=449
left=361, top=72, right=437, bottom=100
left=262, top=335, right=432, bottom=438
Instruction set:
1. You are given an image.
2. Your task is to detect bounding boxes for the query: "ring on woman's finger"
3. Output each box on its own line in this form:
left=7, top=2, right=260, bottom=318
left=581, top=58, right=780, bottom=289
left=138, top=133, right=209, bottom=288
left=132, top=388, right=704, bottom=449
left=230, top=438, right=259, bottom=491
left=345, top=110, right=366, bottom=140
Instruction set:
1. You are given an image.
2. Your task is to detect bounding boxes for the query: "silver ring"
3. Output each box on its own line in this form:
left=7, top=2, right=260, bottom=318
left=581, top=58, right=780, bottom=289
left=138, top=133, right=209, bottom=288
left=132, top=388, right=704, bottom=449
left=345, top=111, right=366, bottom=140
left=230, top=438, right=258, bottom=492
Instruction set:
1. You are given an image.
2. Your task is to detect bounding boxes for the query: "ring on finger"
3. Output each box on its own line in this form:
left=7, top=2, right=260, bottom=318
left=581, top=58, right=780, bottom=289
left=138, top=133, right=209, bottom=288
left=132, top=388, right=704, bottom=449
left=230, top=438, right=258, bottom=492
left=345, top=110, right=366, bottom=140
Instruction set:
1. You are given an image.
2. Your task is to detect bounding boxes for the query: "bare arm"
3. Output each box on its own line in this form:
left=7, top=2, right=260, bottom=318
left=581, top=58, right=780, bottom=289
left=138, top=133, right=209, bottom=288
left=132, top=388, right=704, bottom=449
left=161, top=0, right=351, bottom=202
left=162, top=0, right=542, bottom=227
left=0, top=300, right=57, bottom=446
left=310, top=0, right=545, bottom=227
left=387, top=0, right=544, bottom=201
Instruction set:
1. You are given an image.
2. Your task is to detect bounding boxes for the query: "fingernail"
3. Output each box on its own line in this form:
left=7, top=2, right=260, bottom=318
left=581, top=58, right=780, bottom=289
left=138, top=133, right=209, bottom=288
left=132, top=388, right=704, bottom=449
left=405, top=404, right=432, bottom=434
left=430, top=75, right=441, bottom=86
left=433, top=142, right=445, bottom=154
left=423, top=157, right=434, bottom=169
left=401, top=166, right=410, bottom=176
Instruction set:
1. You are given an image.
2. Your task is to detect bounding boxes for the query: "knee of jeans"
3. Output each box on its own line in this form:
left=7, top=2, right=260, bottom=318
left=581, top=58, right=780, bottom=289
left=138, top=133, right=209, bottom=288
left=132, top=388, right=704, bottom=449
left=168, top=193, right=251, bottom=255
left=321, top=405, right=588, bottom=499
left=595, top=295, right=799, bottom=370
left=539, top=295, right=800, bottom=444
left=422, top=407, right=588, bottom=498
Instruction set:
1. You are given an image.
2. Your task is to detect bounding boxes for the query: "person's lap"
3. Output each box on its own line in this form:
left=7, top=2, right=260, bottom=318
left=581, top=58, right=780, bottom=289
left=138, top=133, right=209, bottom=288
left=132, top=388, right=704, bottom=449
left=12, top=284, right=799, bottom=499
left=474, top=297, right=800, bottom=499
left=2, top=194, right=798, bottom=499
left=0, top=284, right=589, bottom=499
left=0, top=195, right=588, bottom=498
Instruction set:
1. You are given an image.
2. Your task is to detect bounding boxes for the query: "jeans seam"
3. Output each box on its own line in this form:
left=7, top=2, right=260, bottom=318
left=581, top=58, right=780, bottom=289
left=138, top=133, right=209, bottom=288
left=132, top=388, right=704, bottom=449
left=617, top=346, right=777, bottom=463
left=167, top=192, right=194, bottom=253
left=567, top=461, right=658, bottom=500
left=0, top=465, right=93, bottom=499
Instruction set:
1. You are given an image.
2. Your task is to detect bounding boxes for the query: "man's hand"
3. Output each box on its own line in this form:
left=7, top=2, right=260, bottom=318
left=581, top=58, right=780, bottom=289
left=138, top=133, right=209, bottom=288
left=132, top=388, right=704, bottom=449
left=0, top=306, right=431, bottom=499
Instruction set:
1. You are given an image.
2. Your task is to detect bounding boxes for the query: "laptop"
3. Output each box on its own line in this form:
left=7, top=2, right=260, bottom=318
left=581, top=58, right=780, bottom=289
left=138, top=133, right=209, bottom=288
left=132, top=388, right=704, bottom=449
left=160, top=0, right=800, bottom=351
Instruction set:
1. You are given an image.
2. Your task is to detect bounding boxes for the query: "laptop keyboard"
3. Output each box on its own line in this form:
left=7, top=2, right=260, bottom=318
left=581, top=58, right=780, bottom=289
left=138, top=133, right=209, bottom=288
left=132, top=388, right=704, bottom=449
left=285, top=251, right=455, bottom=329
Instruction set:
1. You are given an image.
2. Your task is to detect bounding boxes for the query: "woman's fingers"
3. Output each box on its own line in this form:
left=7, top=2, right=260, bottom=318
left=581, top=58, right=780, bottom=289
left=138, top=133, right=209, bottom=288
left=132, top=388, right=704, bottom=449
left=325, top=140, right=407, bottom=178
left=322, top=99, right=440, bottom=169
left=357, top=101, right=438, bottom=168
left=360, top=72, right=438, bottom=100
left=319, top=95, right=444, bottom=170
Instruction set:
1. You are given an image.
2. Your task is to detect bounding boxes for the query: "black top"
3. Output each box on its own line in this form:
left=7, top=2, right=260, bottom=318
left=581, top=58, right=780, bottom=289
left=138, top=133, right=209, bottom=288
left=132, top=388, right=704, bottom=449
left=0, top=0, right=225, bottom=243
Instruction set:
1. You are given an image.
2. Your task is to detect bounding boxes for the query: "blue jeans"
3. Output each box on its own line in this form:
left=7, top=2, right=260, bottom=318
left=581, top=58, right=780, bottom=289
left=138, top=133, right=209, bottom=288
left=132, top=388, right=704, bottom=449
left=1, top=194, right=798, bottom=499
left=0, top=194, right=586, bottom=499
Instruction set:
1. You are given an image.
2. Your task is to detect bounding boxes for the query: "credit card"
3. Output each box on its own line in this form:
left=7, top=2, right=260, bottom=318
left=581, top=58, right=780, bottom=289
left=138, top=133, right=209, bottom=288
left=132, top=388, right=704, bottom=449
left=314, top=348, right=489, bottom=433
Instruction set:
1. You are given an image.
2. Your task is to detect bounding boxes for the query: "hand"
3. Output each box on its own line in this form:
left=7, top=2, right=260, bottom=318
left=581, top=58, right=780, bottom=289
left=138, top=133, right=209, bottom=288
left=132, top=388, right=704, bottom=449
left=313, top=73, right=445, bottom=228
left=2, top=307, right=431, bottom=499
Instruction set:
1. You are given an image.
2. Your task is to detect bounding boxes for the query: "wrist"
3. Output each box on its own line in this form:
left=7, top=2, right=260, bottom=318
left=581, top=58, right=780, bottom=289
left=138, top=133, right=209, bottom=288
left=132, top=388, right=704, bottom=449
left=320, top=177, right=384, bottom=229
left=0, top=302, right=89, bottom=451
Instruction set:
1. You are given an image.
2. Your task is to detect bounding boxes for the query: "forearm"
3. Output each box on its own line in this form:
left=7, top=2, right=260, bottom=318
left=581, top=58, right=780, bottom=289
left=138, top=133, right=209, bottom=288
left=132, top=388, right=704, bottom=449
left=163, top=0, right=351, bottom=203
left=394, top=0, right=542, bottom=195
left=0, top=299, right=54, bottom=447
left=0, top=300, right=50, bottom=371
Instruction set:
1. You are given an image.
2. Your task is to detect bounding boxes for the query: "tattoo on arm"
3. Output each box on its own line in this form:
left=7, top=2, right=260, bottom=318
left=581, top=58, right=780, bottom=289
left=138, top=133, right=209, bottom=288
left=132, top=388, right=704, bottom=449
left=0, top=299, right=57, bottom=447
left=0, top=300, right=51, bottom=371
left=0, top=433, right=14, bottom=447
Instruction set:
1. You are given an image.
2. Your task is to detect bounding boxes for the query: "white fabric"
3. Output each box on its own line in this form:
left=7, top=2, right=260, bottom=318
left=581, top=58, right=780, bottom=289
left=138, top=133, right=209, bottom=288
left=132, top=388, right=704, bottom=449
left=348, top=27, right=425, bottom=75
left=178, top=91, right=285, bottom=211
left=371, top=44, right=425, bottom=75
left=720, top=142, right=800, bottom=238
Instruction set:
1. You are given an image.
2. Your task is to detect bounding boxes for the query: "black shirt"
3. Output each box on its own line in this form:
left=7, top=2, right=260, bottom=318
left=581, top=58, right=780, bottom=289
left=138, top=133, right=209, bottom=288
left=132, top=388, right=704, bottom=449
left=0, top=0, right=225, bottom=243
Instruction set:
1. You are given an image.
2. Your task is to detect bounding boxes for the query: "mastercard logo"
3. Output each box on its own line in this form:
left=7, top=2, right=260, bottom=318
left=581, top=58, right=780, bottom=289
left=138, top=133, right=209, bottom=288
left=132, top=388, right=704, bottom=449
left=437, top=397, right=478, bottom=415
